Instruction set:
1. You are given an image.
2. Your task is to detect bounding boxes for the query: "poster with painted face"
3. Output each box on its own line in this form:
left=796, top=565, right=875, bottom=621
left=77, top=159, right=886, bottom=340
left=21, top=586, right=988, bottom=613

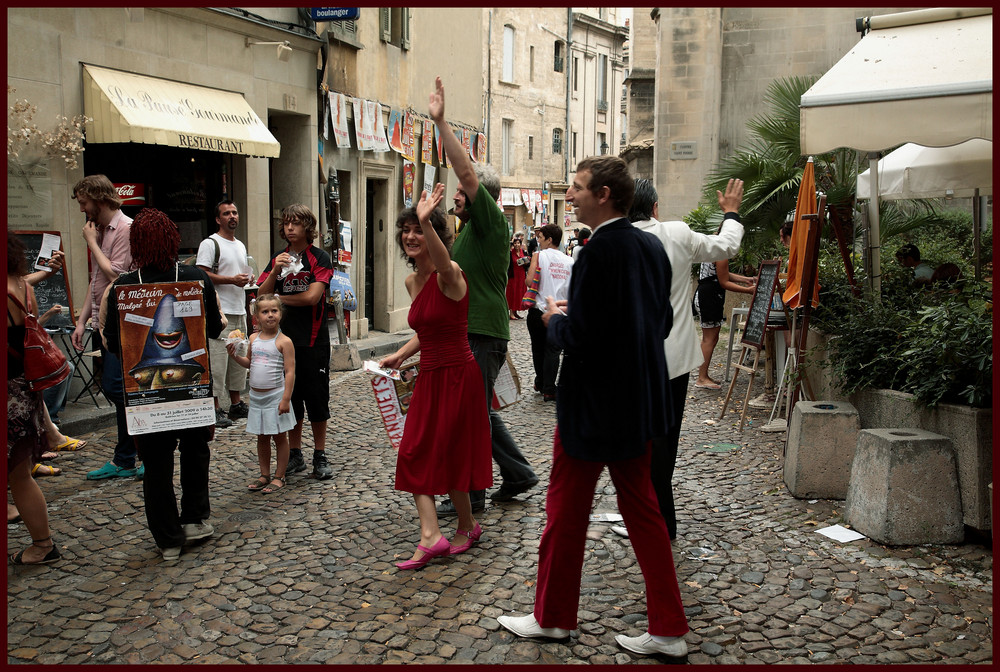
left=115, top=281, right=215, bottom=434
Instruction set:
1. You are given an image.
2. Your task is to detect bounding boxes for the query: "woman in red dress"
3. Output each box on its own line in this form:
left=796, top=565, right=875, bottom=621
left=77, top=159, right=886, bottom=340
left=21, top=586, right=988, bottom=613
left=506, top=235, right=528, bottom=319
left=379, top=184, right=492, bottom=570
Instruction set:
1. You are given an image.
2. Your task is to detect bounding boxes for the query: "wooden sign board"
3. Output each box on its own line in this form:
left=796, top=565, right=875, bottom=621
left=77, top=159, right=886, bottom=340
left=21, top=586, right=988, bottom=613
left=13, top=230, right=75, bottom=329
left=741, top=259, right=781, bottom=349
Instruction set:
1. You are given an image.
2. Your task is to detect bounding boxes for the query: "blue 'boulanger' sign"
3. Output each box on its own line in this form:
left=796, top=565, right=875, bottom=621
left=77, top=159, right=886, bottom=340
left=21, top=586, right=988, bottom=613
left=310, top=8, right=360, bottom=21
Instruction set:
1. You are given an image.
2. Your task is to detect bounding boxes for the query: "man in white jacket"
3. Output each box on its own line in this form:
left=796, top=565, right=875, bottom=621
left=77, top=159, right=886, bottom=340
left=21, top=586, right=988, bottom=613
left=627, top=178, right=745, bottom=539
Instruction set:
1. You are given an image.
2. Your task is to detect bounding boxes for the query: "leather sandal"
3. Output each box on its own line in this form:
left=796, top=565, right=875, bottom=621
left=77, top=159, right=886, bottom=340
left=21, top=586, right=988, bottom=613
left=9, top=536, right=60, bottom=565
left=247, top=474, right=270, bottom=491
left=262, top=476, right=285, bottom=494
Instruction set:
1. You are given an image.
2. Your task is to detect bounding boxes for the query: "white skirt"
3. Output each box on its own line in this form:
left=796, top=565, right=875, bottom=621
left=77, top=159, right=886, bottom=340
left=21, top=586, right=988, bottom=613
left=246, top=386, right=296, bottom=436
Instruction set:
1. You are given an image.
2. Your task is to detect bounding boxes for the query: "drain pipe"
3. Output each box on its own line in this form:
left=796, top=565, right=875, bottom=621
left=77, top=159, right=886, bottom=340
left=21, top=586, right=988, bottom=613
left=486, top=10, right=493, bottom=165
left=565, top=8, right=572, bottom=181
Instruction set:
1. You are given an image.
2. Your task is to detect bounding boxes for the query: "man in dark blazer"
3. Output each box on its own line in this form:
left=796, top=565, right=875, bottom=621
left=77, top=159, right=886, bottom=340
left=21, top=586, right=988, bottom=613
left=497, top=156, right=689, bottom=658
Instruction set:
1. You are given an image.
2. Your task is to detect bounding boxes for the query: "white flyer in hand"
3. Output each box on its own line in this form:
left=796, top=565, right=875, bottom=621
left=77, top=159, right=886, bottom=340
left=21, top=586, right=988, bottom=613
left=363, top=360, right=402, bottom=380
left=34, top=233, right=61, bottom=271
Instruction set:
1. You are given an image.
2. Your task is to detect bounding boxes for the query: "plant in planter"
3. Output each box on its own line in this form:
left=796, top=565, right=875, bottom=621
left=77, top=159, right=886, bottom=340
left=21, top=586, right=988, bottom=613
left=813, top=242, right=992, bottom=408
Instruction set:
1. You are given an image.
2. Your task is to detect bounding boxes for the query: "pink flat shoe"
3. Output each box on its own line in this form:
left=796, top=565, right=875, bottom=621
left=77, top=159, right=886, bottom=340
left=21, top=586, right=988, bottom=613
left=395, top=536, right=450, bottom=570
left=449, top=522, right=483, bottom=555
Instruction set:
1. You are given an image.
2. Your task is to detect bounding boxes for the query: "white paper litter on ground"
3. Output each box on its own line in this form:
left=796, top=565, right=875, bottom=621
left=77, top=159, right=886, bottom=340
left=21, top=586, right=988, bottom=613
left=816, top=524, right=866, bottom=542
left=589, top=513, right=624, bottom=522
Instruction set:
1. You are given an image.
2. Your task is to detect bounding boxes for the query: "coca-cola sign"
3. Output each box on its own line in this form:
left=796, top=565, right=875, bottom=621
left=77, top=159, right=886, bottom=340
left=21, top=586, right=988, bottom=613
left=114, top=183, right=145, bottom=205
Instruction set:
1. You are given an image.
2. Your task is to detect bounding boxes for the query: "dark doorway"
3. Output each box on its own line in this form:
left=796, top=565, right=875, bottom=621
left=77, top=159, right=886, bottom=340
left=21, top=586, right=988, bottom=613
left=365, top=179, right=376, bottom=322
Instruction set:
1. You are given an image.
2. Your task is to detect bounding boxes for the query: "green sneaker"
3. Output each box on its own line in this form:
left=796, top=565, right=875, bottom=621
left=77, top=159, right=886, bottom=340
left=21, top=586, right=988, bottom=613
left=86, top=461, right=138, bottom=480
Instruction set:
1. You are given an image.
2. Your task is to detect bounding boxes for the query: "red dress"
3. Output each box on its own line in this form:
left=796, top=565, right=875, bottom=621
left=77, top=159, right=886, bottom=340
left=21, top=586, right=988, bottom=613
left=506, top=249, right=528, bottom=312
left=394, top=273, right=493, bottom=495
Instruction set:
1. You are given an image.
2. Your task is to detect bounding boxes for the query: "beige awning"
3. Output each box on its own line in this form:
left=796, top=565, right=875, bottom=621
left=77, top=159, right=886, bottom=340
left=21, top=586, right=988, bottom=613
left=800, top=12, right=992, bottom=154
left=83, top=64, right=280, bottom=158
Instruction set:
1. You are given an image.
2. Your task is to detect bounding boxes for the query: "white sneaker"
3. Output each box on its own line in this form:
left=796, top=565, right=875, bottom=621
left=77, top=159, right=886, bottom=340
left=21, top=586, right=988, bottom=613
left=161, top=546, right=181, bottom=562
left=610, top=525, right=629, bottom=538
left=497, top=613, right=570, bottom=640
left=615, top=632, right=688, bottom=657
left=182, top=521, right=214, bottom=542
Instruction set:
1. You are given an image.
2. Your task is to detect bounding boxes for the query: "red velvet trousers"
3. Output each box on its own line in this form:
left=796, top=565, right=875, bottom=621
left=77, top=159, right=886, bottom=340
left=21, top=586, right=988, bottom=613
left=533, top=428, right=689, bottom=637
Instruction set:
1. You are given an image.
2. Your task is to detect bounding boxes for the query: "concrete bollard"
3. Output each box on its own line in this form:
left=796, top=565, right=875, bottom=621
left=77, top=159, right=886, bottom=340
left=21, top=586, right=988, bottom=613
left=845, top=428, right=963, bottom=545
left=330, top=343, right=361, bottom=371
left=784, top=401, right=860, bottom=499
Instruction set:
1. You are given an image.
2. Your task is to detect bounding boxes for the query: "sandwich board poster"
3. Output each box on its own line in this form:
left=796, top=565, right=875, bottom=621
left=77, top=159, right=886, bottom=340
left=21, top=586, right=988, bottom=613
left=115, top=281, right=215, bottom=435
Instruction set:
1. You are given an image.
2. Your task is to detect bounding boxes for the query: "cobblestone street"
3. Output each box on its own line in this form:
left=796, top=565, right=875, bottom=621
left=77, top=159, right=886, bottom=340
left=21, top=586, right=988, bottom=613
left=7, top=319, right=993, bottom=664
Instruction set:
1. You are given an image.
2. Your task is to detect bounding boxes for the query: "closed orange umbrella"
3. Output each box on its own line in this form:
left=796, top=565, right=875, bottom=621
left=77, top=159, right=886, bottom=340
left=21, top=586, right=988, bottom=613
left=782, top=158, right=821, bottom=309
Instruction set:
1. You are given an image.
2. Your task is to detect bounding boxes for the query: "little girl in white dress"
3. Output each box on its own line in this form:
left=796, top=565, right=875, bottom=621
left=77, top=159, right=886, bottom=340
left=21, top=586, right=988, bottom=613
left=227, top=294, right=295, bottom=494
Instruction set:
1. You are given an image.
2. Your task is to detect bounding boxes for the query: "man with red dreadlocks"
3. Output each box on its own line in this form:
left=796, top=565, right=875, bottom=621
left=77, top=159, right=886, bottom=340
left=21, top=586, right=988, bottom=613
left=100, top=208, right=225, bottom=563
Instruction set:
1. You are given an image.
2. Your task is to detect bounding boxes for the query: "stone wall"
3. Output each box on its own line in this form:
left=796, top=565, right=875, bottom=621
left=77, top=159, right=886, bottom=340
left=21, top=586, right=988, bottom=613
left=848, top=388, right=993, bottom=531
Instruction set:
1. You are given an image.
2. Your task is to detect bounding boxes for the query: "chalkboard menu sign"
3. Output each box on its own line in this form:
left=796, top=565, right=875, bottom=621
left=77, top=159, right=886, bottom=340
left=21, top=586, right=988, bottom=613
left=740, top=259, right=781, bottom=349
left=13, top=230, right=75, bottom=329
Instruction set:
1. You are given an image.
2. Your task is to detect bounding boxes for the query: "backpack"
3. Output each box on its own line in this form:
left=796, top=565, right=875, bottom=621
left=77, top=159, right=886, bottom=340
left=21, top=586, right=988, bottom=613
left=182, top=236, right=220, bottom=273
left=7, top=288, right=71, bottom=392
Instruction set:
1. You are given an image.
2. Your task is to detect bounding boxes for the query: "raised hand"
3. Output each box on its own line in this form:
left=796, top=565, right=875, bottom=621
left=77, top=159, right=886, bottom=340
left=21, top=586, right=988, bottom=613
left=429, top=76, right=445, bottom=123
left=417, top=183, right=446, bottom=223
left=716, top=178, right=744, bottom=214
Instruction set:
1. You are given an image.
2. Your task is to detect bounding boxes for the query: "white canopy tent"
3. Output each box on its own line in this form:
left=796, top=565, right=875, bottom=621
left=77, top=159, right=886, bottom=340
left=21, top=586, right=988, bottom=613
left=856, top=138, right=992, bottom=279
left=799, top=8, right=993, bottom=294
left=856, top=139, right=993, bottom=201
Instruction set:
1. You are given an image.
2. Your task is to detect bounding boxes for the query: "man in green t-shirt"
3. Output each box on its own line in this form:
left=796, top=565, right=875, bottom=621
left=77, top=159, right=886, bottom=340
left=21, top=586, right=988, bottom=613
left=387, top=77, right=539, bottom=513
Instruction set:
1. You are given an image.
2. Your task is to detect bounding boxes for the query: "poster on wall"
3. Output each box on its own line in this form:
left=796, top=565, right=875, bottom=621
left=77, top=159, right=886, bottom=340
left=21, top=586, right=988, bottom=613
left=422, top=165, right=437, bottom=198
left=403, top=160, right=415, bottom=207
left=330, top=92, right=352, bottom=149
left=421, top=119, right=434, bottom=164
left=372, top=102, right=391, bottom=152
left=459, top=128, right=471, bottom=159
left=115, top=281, right=215, bottom=435
left=521, top=189, right=532, bottom=211
left=387, top=108, right=404, bottom=153
left=7, top=158, right=54, bottom=231
left=352, top=97, right=375, bottom=151
left=401, top=110, right=416, bottom=161
left=434, top=126, right=451, bottom=168
left=476, top=133, right=487, bottom=165
left=338, top=220, right=353, bottom=265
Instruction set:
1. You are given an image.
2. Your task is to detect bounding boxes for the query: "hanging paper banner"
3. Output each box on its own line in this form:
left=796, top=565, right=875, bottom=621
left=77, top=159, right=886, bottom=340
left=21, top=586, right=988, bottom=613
left=338, top=220, right=353, bottom=265
left=469, top=130, right=480, bottom=163
left=534, top=189, right=544, bottom=214
left=322, top=91, right=329, bottom=140
left=421, top=119, right=434, bottom=165
left=461, top=128, right=472, bottom=159
left=521, top=189, right=532, bottom=210
left=423, top=165, right=437, bottom=198
left=477, top=133, right=487, bottom=165
left=434, top=126, right=451, bottom=168
left=387, top=108, right=404, bottom=153
left=403, top=159, right=415, bottom=207
left=501, top=188, right=519, bottom=206
left=330, top=92, right=351, bottom=149
left=372, top=102, right=391, bottom=152
left=353, top=97, right=375, bottom=151
left=401, top=111, right=416, bottom=161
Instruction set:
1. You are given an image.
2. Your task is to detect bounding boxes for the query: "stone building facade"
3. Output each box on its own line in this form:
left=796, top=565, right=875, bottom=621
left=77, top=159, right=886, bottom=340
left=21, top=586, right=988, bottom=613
left=647, top=6, right=913, bottom=221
